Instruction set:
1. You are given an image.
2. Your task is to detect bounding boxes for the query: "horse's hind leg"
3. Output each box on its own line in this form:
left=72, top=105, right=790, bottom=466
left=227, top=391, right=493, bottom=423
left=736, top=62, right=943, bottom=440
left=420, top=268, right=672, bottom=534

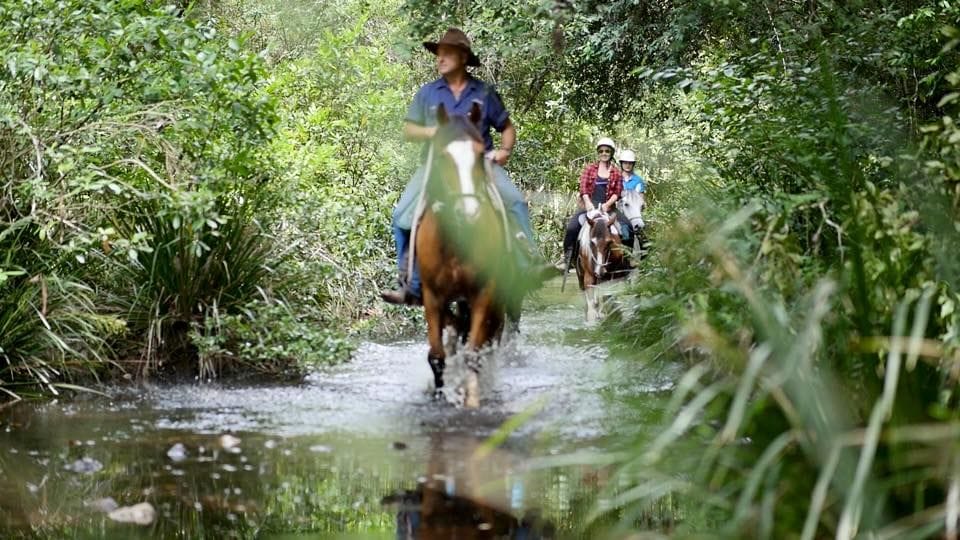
left=504, top=295, right=521, bottom=336
left=422, top=290, right=446, bottom=397
left=455, top=300, right=470, bottom=344
left=441, top=304, right=459, bottom=355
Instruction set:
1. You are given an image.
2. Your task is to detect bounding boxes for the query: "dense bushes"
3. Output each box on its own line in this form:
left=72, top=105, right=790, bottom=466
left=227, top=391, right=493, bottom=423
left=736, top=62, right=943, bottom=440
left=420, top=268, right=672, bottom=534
left=590, top=3, right=960, bottom=537
left=0, top=0, right=344, bottom=398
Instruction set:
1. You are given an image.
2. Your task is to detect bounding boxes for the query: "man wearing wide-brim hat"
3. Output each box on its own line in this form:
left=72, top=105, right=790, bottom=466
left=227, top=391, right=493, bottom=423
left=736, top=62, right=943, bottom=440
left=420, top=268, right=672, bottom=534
left=381, top=27, right=544, bottom=306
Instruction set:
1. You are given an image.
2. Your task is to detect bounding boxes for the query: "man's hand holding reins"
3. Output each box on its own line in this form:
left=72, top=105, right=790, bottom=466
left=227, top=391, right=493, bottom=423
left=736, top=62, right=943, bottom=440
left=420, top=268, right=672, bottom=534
left=490, top=148, right=511, bottom=166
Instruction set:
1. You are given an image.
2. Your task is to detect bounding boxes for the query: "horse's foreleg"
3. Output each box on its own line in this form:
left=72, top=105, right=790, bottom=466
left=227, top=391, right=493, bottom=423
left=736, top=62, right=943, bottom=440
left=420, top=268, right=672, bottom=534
left=422, top=290, right=446, bottom=396
left=462, top=289, right=497, bottom=409
left=575, top=251, right=586, bottom=291
left=466, top=289, right=496, bottom=354
left=584, top=288, right=595, bottom=323
left=583, top=273, right=599, bottom=323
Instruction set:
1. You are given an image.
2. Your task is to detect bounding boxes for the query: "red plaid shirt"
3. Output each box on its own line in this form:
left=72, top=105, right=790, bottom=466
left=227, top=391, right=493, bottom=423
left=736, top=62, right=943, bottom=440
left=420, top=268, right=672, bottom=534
left=579, top=162, right=623, bottom=201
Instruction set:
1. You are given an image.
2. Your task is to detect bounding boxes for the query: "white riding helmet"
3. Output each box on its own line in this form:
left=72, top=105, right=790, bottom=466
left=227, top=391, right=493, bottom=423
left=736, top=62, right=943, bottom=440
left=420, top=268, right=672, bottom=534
left=619, top=149, right=637, bottom=163
left=595, top=137, right=616, bottom=152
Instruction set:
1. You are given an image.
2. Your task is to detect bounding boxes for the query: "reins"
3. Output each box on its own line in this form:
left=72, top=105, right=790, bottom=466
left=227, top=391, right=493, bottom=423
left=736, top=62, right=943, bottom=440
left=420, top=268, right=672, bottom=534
left=483, top=156, right=513, bottom=253
left=406, top=142, right=434, bottom=284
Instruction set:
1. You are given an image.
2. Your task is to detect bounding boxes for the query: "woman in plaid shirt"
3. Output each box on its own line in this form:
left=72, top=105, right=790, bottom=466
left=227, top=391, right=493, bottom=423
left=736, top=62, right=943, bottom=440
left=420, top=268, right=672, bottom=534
left=557, top=138, right=624, bottom=270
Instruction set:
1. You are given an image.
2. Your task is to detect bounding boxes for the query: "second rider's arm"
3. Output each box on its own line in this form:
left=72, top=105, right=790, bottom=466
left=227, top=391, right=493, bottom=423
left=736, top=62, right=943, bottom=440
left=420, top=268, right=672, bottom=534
left=601, top=169, right=624, bottom=213
left=601, top=193, right=618, bottom=213
left=579, top=164, right=595, bottom=210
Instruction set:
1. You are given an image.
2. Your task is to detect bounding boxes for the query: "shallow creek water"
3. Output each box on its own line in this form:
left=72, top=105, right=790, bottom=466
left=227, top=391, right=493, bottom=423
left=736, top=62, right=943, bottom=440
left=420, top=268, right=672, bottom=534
left=0, top=279, right=677, bottom=539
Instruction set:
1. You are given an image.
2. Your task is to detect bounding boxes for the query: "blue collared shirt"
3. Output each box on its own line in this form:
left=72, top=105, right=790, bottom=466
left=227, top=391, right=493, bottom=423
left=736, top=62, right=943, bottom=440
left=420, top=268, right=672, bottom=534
left=405, top=76, right=510, bottom=154
left=624, top=173, right=646, bottom=193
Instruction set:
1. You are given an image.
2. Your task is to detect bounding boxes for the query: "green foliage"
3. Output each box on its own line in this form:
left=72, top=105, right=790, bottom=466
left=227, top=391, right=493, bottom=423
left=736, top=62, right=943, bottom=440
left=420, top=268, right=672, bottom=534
left=0, top=0, right=312, bottom=391
left=112, top=195, right=278, bottom=375
left=593, top=1, right=960, bottom=537
left=191, top=298, right=354, bottom=380
left=253, top=2, right=427, bottom=333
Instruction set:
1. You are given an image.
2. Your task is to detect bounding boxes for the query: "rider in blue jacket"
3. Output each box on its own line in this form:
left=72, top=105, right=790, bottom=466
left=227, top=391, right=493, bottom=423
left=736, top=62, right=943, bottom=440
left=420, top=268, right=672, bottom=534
left=380, top=28, right=543, bottom=306
left=620, top=149, right=646, bottom=193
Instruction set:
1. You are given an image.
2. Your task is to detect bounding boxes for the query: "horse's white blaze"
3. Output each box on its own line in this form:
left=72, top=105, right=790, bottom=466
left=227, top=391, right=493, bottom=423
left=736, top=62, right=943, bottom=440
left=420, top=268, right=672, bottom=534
left=445, top=140, right=479, bottom=217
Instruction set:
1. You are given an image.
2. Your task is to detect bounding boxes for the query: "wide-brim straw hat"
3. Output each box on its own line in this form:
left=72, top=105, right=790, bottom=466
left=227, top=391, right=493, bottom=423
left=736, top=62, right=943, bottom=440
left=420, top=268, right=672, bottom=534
left=423, top=27, right=481, bottom=67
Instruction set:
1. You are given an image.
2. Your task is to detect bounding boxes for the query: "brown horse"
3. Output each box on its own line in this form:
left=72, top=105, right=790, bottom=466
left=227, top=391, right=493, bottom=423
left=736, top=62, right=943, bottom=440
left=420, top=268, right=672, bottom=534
left=414, top=103, right=513, bottom=407
left=382, top=433, right=554, bottom=538
left=575, top=211, right=628, bottom=322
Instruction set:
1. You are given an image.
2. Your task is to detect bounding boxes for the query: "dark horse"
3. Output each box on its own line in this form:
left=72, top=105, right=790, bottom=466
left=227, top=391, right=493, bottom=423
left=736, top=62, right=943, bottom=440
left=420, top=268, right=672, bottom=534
left=414, top=103, right=515, bottom=408
left=575, top=211, right=629, bottom=322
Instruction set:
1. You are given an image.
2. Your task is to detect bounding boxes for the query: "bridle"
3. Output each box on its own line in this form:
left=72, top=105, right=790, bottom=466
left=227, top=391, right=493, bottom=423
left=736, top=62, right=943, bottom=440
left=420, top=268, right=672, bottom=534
left=584, top=214, right=613, bottom=277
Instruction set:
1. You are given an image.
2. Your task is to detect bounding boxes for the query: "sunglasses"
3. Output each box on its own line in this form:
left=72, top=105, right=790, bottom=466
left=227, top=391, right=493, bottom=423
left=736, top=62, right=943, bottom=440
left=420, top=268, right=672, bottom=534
left=597, top=148, right=612, bottom=154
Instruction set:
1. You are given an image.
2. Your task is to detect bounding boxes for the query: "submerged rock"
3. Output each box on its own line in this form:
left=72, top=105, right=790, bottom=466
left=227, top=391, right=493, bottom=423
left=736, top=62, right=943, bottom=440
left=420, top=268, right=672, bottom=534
left=108, top=502, right=156, bottom=525
left=86, top=497, right=119, bottom=514
left=66, top=457, right=103, bottom=474
left=166, top=443, right=188, bottom=462
left=218, top=434, right=241, bottom=450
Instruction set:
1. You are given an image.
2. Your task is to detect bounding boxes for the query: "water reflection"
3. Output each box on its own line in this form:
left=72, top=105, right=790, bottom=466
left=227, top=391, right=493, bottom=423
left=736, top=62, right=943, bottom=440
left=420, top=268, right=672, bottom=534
left=381, top=433, right=555, bottom=539
left=0, top=400, right=591, bottom=539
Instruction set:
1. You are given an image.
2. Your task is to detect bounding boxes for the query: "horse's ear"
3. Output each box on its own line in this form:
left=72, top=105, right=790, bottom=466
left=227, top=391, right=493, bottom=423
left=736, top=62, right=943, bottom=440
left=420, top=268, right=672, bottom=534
left=468, top=102, right=482, bottom=125
left=437, top=103, right=449, bottom=125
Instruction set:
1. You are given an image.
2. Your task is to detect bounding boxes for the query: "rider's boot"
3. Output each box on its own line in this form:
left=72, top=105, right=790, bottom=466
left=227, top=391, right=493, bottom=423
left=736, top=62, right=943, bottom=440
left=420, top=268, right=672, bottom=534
left=514, top=233, right=558, bottom=288
left=380, top=248, right=422, bottom=306
left=554, top=249, right=572, bottom=273
left=380, top=287, right=421, bottom=306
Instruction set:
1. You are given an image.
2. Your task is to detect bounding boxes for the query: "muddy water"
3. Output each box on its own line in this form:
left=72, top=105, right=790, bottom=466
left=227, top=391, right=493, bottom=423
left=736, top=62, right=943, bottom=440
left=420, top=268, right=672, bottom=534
left=0, top=279, right=676, bottom=539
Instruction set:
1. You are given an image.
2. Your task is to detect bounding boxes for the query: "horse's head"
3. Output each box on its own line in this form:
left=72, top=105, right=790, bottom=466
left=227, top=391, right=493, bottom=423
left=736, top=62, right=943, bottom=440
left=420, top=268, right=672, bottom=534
left=618, top=190, right=646, bottom=233
left=581, top=212, right=618, bottom=279
left=427, top=102, right=488, bottom=221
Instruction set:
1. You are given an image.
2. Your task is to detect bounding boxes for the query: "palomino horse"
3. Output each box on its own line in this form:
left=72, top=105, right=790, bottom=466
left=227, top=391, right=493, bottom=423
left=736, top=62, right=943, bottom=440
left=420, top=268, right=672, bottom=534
left=618, top=189, right=648, bottom=254
left=414, top=103, right=513, bottom=408
left=575, top=211, right=629, bottom=322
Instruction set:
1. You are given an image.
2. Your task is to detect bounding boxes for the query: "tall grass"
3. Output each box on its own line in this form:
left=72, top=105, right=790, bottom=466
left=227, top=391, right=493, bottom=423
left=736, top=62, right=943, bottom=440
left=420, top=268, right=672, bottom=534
left=0, top=220, right=122, bottom=401
left=111, top=195, right=275, bottom=377
left=595, top=198, right=960, bottom=537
